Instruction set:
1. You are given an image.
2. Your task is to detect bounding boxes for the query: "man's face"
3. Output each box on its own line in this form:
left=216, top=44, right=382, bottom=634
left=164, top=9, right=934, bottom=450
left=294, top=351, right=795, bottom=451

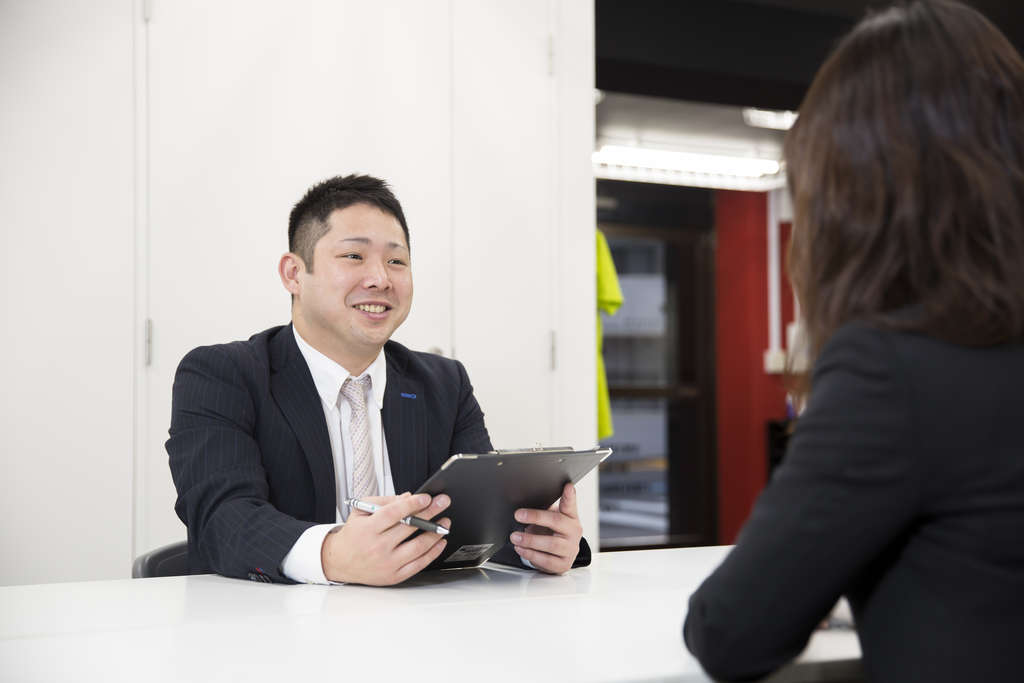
left=292, top=203, right=412, bottom=365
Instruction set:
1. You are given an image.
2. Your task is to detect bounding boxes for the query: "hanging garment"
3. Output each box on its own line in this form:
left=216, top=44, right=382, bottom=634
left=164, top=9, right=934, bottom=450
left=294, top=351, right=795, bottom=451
left=596, top=230, right=623, bottom=440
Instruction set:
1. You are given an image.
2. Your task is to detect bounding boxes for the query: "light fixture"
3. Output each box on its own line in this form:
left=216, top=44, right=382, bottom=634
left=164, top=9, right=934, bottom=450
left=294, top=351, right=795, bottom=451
left=742, top=107, right=798, bottom=131
left=593, top=144, right=780, bottom=178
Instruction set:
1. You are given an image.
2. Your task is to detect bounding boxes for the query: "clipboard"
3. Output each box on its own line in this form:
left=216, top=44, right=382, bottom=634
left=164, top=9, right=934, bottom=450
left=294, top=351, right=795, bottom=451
left=414, top=446, right=612, bottom=570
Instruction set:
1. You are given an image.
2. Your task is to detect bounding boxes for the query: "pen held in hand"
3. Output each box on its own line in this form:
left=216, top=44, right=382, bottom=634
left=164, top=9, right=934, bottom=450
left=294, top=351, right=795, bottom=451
left=344, top=498, right=450, bottom=535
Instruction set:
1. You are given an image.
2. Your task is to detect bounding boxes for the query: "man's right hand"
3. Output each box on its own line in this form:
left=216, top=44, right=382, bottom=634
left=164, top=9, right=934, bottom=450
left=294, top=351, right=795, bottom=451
left=320, top=492, right=451, bottom=585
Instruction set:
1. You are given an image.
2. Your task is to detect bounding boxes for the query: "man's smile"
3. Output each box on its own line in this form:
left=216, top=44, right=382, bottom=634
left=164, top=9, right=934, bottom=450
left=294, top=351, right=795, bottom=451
left=352, top=301, right=395, bottom=320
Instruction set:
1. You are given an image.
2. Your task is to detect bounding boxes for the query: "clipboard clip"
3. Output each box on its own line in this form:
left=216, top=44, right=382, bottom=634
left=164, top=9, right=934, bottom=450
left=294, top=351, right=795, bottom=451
left=489, top=446, right=575, bottom=455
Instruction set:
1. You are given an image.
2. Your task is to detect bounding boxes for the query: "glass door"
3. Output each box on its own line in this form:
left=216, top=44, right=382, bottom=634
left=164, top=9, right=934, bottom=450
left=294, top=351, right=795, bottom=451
left=598, top=223, right=717, bottom=549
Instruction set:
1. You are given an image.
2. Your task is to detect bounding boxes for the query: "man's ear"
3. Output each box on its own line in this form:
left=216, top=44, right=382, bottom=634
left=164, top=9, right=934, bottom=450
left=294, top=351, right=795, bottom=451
left=278, top=252, right=305, bottom=296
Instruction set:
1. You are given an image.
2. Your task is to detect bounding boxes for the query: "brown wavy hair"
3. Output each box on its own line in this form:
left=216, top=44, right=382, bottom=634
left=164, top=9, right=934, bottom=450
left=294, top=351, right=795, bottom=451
left=785, top=0, right=1024, bottom=391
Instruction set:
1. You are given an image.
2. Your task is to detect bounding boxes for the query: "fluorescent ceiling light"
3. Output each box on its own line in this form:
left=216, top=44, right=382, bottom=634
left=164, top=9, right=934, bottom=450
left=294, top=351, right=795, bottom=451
left=594, top=164, right=786, bottom=192
left=593, top=144, right=780, bottom=178
left=742, top=107, right=798, bottom=131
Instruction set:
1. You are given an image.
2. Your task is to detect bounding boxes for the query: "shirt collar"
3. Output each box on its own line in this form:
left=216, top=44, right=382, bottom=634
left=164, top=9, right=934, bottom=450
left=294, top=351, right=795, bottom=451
left=292, top=326, right=387, bottom=410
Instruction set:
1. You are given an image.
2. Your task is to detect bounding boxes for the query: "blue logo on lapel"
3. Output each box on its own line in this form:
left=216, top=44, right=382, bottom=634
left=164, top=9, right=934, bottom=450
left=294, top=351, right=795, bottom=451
left=400, top=392, right=417, bottom=399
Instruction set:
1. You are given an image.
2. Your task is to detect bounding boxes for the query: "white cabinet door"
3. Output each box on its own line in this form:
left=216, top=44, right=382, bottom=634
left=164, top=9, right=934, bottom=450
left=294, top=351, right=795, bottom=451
left=140, top=0, right=454, bottom=554
left=0, top=0, right=135, bottom=584
left=450, top=0, right=599, bottom=540
left=451, top=0, right=558, bottom=448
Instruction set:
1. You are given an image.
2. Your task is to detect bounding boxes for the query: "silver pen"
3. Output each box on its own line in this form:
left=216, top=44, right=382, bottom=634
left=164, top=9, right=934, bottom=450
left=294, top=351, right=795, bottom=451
left=344, top=498, right=450, bottom=535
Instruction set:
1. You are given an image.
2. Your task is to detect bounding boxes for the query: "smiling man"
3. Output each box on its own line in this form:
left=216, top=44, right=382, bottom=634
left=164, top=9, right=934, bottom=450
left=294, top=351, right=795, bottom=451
left=166, top=175, right=588, bottom=585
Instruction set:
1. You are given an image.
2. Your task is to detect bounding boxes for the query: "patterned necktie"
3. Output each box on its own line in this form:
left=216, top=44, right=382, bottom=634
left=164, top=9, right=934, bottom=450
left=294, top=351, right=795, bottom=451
left=340, top=375, right=378, bottom=499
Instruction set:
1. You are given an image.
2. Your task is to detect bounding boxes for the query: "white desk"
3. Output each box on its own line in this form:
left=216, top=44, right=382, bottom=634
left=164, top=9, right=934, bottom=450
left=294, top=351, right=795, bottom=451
left=0, top=547, right=861, bottom=682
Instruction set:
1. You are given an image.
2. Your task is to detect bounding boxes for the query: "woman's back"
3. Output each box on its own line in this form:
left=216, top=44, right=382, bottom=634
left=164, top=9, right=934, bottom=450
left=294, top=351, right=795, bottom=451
left=684, top=321, right=1024, bottom=681
left=843, top=325, right=1024, bottom=680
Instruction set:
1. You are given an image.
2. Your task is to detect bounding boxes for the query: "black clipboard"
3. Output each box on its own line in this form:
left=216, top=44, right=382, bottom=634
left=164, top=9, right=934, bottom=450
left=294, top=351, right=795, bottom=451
left=414, top=446, right=612, bottom=570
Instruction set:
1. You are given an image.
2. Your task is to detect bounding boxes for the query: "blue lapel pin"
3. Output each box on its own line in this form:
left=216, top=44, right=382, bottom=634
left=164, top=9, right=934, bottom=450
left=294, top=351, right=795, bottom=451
left=400, top=392, right=417, bottom=399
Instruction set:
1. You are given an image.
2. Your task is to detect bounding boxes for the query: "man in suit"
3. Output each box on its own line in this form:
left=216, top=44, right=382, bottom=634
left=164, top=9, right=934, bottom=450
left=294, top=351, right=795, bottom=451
left=167, top=174, right=586, bottom=585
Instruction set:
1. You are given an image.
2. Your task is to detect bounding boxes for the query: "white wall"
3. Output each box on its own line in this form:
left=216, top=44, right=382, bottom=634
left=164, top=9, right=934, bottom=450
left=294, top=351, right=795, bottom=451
left=0, top=0, right=597, bottom=586
left=551, top=0, right=600, bottom=536
left=0, top=0, right=136, bottom=585
left=449, top=0, right=598, bottom=533
left=137, top=0, right=460, bottom=562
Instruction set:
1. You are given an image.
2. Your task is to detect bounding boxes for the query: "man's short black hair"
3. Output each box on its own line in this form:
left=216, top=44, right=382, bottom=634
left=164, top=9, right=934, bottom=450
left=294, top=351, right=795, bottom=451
left=288, top=174, right=410, bottom=271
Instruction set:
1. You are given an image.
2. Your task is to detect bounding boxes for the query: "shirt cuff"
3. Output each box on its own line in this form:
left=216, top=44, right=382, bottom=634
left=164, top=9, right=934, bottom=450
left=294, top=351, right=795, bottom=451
left=281, top=523, right=339, bottom=585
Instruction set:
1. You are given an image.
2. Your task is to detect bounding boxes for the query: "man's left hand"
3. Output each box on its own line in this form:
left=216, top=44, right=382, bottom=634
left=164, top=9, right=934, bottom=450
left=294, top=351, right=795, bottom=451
left=509, top=483, right=582, bottom=574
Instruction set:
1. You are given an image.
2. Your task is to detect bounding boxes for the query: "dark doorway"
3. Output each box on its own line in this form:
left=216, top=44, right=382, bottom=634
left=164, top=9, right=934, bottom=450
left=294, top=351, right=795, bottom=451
left=597, top=180, right=718, bottom=550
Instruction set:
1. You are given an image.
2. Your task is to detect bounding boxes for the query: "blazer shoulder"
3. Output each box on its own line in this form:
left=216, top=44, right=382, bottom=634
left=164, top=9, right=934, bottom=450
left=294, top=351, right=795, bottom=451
left=176, top=325, right=288, bottom=378
left=819, top=318, right=890, bottom=355
left=183, top=325, right=287, bottom=361
left=813, top=319, right=906, bottom=383
left=384, top=340, right=470, bottom=385
left=820, top=317, right=995, bottom=383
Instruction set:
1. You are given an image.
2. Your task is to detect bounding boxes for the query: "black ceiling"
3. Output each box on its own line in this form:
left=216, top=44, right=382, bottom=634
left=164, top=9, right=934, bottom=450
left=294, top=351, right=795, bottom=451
left=596, top=0, right=1024, bottom=111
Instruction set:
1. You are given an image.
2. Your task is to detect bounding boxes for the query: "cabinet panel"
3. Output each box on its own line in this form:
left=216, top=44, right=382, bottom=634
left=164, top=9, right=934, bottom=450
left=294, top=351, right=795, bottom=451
left=451, top=0, right=556, bottom=448
left=0, top=0, right=135, bottom=584
left=141, top=0, right=453, bottom=554
left=450, top=0, right=599, bottom=542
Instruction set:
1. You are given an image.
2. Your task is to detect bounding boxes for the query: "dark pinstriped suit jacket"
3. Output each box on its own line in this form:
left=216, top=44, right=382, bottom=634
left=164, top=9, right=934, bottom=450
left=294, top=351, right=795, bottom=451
left=166, top=324, right=494, bottom=582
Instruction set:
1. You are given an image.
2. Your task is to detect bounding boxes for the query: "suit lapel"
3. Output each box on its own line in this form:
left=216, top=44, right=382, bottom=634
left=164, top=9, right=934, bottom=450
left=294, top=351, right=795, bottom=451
left=269, top=326, right=337, bottom=522
left=383, top=347, right=427, bottom=494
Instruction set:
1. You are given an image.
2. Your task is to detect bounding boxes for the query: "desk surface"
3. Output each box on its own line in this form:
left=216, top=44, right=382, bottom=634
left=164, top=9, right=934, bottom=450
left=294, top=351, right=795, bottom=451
left=0, top=546, right=860, bottom=682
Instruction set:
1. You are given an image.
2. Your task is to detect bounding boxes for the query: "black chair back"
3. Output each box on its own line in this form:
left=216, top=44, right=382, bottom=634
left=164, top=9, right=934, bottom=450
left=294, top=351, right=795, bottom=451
left=132, top=541, right=188, bottom=578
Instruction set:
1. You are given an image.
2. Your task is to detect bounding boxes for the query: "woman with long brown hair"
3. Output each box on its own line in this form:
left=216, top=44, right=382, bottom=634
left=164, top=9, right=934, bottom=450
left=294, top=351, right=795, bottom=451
left=684, top=2, right=1024, bottom=680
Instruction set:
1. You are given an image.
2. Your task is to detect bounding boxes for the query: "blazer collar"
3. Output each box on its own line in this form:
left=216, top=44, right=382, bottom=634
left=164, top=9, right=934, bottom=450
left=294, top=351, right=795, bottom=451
left=382, top=341, right=428, bottom=494
left=268, top=324, right=337, bottom=522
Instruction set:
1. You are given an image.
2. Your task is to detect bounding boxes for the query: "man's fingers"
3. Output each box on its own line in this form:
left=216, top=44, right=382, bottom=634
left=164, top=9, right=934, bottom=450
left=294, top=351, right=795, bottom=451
left=325, top=494, right=452, bottom=584
left=510, top=529, right=574, bottom=557
left=394, top=536, right=447, bottom=583
left=557, top=483, right=579, bottom=519
left=392, top=529, right=438, bottom=564
left=420, top=494, right=451, bottom=521
left=510, top=486, right=582, bottom=574
left=384, top=506, right=452, bottom=543
left=514, top=507, right=575, bottom=535
left=513, top=545, right=569, bottom=575
left=380, top=496, right=451, bottom=544
left=371, top=493, right=434, bottom=531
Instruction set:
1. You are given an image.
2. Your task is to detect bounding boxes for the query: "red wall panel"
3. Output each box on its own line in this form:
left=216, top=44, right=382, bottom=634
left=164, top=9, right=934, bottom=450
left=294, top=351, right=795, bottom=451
left=714, top=191, right=791, bottom=543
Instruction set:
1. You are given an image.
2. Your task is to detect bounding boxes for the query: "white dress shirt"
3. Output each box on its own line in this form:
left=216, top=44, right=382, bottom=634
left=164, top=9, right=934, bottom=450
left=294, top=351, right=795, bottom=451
left=280, top=327, right=396, bottom=584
